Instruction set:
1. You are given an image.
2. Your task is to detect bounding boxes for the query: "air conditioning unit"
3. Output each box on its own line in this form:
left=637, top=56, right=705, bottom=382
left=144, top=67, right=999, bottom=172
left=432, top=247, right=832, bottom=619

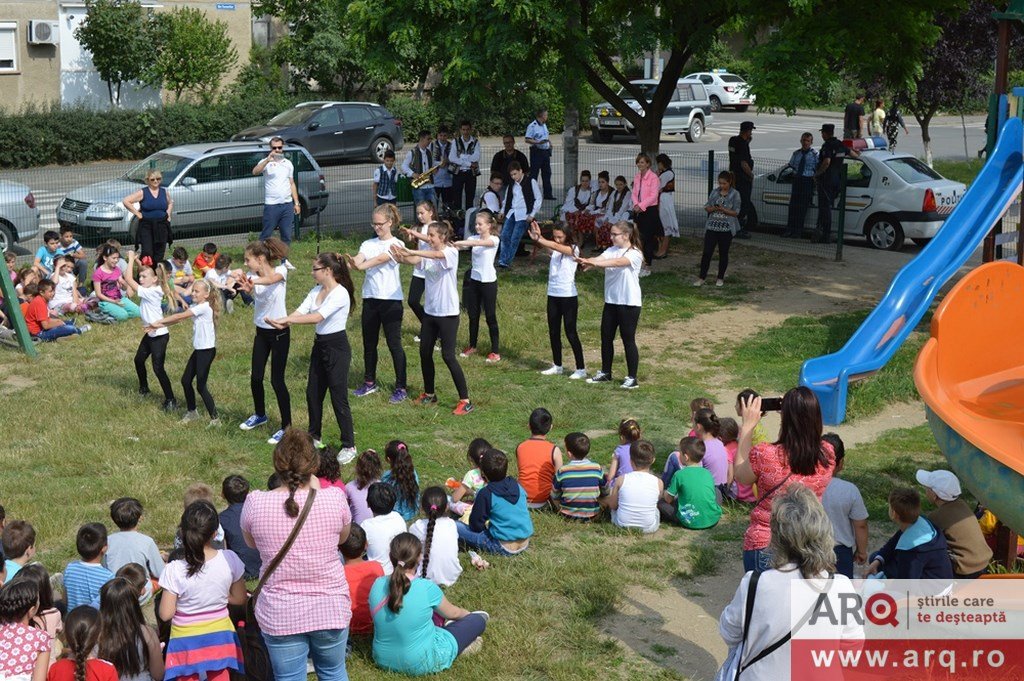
left=28, top=20, right=59, bottom=46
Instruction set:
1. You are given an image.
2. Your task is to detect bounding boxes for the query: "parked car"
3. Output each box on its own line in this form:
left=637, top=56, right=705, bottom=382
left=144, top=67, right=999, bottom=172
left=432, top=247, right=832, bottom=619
left=589, top=79, right=712, bottom=143
left=232, top=101, right=404, bottom=163
left=683, top=70, right=755, bottom=112
left=749, top=149, right=965, bottom=250
left=0, top=181, right=40, bottom=253
left=56, top=142, right=329, bottom=248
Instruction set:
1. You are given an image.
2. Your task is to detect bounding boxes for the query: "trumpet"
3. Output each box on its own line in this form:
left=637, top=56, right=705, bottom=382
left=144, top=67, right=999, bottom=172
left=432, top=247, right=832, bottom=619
left=411, top=164, right=442, bottom=189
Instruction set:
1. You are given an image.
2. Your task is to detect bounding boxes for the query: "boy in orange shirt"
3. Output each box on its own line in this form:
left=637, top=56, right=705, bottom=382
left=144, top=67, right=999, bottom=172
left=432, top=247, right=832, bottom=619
left=515, top=407, right=564, bottom=509
left=193, top=242, right=219, bottom=276
left=24, top=280, right=89, bottom=341
left=340, top=523, right=383, bottom=637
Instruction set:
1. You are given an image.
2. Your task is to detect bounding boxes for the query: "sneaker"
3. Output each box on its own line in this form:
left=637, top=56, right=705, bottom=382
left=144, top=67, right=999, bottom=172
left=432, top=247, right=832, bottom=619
left=620, top=377, right=640, bottom=390
left=716, top=279, right=724, bottom=287
left=639, top=268, right=651, bottom=278
left=459, top=347, right=477, bottom=358
left=353, top=381, right=378, bottom=397
left=267, top=429, right=285, bottom=445
left=569, top=368, right=589, bottom=380
left=470, top=610, right=491, bottom=623
left=77, top=324, right=92, bottom=333
left=180, top=410, right=201, bottom=423
left=337, top=447, right=357, bottom=465
left=139, top=387, right=151, bottom=396
left=693, top=279, right=705, bottom=287
left=453, top=399, right=474, bottom=416
left=389, top=388, right=408, bottom=404
left=463, top=637, right=484, bottom=656
left=586, top=372, right=612, bottom=384
left=161, top=399, right=178, bottom=412
left=208, top=418, right=222, bottom=428
left=312, top=438, right=327, bottom=450
left=540, top=365, right=564, bottom=376
left=0, top=327, right=15, bottom=340
left=283, top=259, right=296, bottom=271
left=484, top=353, right=501, bottom=363
left=413, top=335, right=421, bottom=343
left=240, top=414, right=269, bottom=430
left=416, top=393, right=439, bottom=406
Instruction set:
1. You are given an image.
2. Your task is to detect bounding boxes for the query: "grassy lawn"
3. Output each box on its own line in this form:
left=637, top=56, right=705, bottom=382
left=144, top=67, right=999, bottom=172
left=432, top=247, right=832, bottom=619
left=932, top=158, right=984, bottom=186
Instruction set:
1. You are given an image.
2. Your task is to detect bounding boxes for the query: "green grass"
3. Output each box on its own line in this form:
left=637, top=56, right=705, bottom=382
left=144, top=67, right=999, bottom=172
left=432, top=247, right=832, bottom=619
left=932, top=158, right=984, bottom=186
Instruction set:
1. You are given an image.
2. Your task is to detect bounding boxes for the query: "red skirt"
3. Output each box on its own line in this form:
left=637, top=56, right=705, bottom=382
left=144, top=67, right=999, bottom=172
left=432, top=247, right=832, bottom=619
left=566, top=211, right=597, bottom=235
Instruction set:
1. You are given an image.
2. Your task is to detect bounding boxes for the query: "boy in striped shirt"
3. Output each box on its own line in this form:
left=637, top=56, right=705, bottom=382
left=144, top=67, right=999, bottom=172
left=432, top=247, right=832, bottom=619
left=551, top=433, right=606, bottom=521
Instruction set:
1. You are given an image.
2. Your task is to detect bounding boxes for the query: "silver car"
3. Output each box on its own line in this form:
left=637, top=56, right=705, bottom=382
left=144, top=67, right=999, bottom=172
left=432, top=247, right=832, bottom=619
left=0, top=180, right=41, bottom=252
left=56, top=142, right=329, bottom=247
left=589, top=78, right=713, bottom=143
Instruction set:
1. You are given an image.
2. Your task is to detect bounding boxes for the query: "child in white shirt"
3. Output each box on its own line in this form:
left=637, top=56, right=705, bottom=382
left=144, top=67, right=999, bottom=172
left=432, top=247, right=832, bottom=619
left=361, top=483, right=407, bottom=575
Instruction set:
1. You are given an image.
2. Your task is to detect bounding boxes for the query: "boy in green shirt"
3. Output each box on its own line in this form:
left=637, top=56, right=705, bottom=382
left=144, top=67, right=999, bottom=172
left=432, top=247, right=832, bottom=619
left=658, top=437, right=722, bottom=529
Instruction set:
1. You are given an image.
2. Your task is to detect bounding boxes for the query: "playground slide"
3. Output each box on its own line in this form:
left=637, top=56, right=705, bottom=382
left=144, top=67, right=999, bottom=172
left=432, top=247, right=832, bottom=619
left=800, top=116, right=1024, bottom=425
left=914, top=261, right=1024, bottom=534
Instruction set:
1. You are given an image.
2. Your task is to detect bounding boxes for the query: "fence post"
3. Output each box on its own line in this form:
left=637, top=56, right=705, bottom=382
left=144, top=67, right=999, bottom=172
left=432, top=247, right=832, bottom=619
left=834, top=163, right=848, bottom=262
left=707, top=150, right=715, bottom=197
left=0, top=256, right=37, bottom=358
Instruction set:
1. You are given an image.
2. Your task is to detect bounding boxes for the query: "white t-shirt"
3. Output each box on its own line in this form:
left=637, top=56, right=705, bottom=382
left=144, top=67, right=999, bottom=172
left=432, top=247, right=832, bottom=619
left=169, top=260, right=192, bottom=282
left=411, top=224, right=429, bottom=280
left=252, top=265, right=288, bottom=330
left=612, top=471, right=661, bottom=534
left=263, top=158, right=294, bottom=205
left=158, top=550, right=244, bottom=615
left=362, top=511, right=407, bottom=576
left=600, top=246, right=643, bottom=307
left=547, top=246, right=579, bottom=298
left=205, top=269, right=227, bottom=287
left=138, top=285, right=168, bottom=338
left=190, top=301, right=216, bottom=350
left=468, top=234, right=499, bottom=283
left=419, top=246, right=459, bottom=317
left=49, top=272, right=76, bottom=309
left=480, top=190, right=502, bottom=213
left=358, top=237, right=403, bottom=300
left=296, top=284, right=350, bottom=335
left=408, top=517, right=463, bottom=587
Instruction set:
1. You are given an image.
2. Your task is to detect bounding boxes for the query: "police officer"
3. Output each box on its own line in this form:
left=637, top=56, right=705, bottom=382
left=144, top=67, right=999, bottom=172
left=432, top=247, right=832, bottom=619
left=812, top=123, right=859, bottom=244
left=784, top=132, right=818, bottom=238
left=526, top=108, right=556, bottom=200
left=728, top=121, right=755, bottom=239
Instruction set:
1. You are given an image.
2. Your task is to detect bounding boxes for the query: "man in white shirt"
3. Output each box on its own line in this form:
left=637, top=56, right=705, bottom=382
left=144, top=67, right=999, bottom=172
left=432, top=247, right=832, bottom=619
left=402, top=130, right=437, bottom=207
left=525, top=108, right=555, bottom=200
left=252, top=137, right=299, bottom=269
left=449, top=119, right=481, bottom=211
left=497, top=162, right=542, bottom=269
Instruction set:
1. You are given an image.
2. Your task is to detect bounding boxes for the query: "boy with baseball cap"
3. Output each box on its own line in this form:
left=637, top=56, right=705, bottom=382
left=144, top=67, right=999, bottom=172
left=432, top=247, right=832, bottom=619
left=916, top=469, right=992, bottom=578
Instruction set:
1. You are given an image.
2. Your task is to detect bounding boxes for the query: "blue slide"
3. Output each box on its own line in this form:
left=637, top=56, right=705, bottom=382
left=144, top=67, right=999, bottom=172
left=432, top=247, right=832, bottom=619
left=800, top=116, right=1024, bottom=425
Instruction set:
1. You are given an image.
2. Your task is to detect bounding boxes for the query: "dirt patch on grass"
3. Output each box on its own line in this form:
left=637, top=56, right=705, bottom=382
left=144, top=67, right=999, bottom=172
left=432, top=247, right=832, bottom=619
left=0, top=374, right=38, bottom=395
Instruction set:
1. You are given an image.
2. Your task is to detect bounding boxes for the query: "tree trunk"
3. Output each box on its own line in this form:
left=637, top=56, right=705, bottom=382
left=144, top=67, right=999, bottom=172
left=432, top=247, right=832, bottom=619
left=635, top=115, right=662, bottom=155
left=563, top=103, right=579, bottom=202
left=413, top=68, right=429, bottom=101
left=914, top=108, right=937, bottom=167
left=960, top=112, right=969, bottom=160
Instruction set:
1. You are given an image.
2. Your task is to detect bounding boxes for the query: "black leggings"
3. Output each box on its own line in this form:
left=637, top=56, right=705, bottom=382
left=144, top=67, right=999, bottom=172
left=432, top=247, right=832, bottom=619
left=307, top=331, right=355, bottom=447
left=135, top=333, right=174, bottom=401
left=362, top=298, right=407, bottom=388
left=463, top=278, right=499, bottom=353
left=444, top=613, right=487, bottom=653
left=635, top=207, right=663, bottom=266
left=251, top=326, right=291, bottom=427
left=546, top=296, right=584, bottom=370
left=420, top=314, right=469, bottom=399
left=600, top=303, right=641, bottom=379
left=699, top=230, right=734, bottom=280
left=182, top=348, right=217, bottom=417
left=408, top=276, right=426, bottom=325
left=138, top=218, right=169, bottom=265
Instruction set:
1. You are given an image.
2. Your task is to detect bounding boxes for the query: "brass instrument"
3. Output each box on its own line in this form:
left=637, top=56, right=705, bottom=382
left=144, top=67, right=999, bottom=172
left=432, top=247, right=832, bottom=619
left=411, top=164, right=442, bottom=189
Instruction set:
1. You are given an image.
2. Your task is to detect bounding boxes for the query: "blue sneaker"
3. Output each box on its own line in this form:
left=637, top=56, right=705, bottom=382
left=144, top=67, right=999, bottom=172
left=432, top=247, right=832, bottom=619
left=240, top=414, right=268, bottom=431
left=353, top=381, right=378, bottom=397
left=267, top=429, right=285, bottom=445
left=389, top=388, right=408, bottom=404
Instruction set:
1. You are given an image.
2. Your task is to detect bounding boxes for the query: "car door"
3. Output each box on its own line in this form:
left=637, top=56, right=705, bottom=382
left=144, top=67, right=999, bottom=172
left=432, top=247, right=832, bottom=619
left=340, top=105, right=376, bottom=157
left=302, top=106, right=345, bottom=160
left=222, top=152, right=265, bottom=233
left=841, top=159, right=874, bottom=232
left=666, top=84, right=688, bottom=132
left=173, top=156, right=236, bottom=236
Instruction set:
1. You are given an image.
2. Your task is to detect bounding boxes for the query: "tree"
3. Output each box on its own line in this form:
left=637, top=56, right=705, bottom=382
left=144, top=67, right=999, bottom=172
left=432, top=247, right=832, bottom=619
left=73, top=0, right=153, bottom=107
left=147, top=7, right=238, bottom=104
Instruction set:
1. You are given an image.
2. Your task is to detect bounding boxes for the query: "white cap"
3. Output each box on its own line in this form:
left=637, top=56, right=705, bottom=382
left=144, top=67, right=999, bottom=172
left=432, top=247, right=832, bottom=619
left=915, top=469, right=961, bottom=501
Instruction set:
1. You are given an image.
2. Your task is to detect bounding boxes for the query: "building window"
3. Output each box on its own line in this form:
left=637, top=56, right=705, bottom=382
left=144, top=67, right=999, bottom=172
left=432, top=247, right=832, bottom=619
left=0, top=22, right=16, bottom=72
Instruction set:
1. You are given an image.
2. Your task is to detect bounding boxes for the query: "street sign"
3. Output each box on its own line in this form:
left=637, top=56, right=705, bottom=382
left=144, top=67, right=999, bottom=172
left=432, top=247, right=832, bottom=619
left=215, top=3, right=236, bottom=9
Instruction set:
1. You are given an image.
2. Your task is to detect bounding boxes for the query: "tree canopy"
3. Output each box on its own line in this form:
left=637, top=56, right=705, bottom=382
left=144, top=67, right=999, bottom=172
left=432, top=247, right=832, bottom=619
left=73, top=0, right=152, bottom=107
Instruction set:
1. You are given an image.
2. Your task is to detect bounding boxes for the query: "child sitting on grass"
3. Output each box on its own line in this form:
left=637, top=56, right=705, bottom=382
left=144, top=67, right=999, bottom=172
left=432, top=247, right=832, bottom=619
left=693, top=408, right=730, bottom=496
left=219, top=475, right=262, bottom=579
left=340, top=523, right=383, bottom=638
left=606, top=440, right=662, bottom=533
left=47, top=606, right=117, bottom=681
left=49, top=256, right=93, bottom=315
left=363, top=483, right=408, bottom=575
left=193, top=243, right=219, bottom=276
left=516, top=408, right=564, bottom=509
left=104, top=497, right=165, bottom=579
left=317, top=447, right=346, bottom=491
left=168, top=247, right=195, bottom=287
left=64, top=523, right=114, bottom=610
left=720, top=417, right=755, bottom=503
left=821, top=433, right=869, bottom=579
left=24, top=280, right=90, bottom=341
left=659, top=437, right=722, bottom=530
left=456, top=449, right=534, bottom=556
left=736, top=389, right=769, bottom=445
left=551, top=433, right=605, bottom=522
left=866, top=487, right=953, bottom=580
left=347, top=450, right=383, bottom=525
left=447, top=437, right=491, bottom=519
left=383, top=440, right=421, bottom=522
left=607, top=417, right=641, bottom=483
left=2, top=520, right=35, bottom=580
left=0, top=578, right=51, bottom=678
left=17, top=564, right=62, bottom=653
left=688, top=397, right=714, bottom=436
left=114, top=562, right=157, bottom=627
left=409, top=487, right=463, bottom=586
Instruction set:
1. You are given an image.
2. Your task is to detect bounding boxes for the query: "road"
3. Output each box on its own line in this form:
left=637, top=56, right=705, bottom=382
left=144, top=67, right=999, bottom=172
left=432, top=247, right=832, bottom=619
left=2, top=110, right=986, bottom=256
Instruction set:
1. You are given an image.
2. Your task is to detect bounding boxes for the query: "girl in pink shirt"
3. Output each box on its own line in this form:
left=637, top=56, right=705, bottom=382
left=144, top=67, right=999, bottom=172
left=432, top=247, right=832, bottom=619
left=631, top=153, right=662, bottom=276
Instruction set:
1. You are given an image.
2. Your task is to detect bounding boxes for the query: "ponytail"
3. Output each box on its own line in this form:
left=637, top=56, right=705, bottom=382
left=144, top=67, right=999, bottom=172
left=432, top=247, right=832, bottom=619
left=476, top=209, right=500, bottom=236
left=315, top=252, right=357, bottom=311
left=694, top=408, right=721, bottom=438
left=246, top=237, right=289, bottom=264
left=384, top=440, right=419, bottom=510
left=192, top=279, right=221, bottom=322
left=618, top=417, right=642, bottom=443
left=386, top=533, right=422, bottom=614
left=154, top=261, right=175, bottom=303
left=62, top=606, right=100, bottom=681
left=180, top=501, right=219, bottom=577
left=419, top=487, right=447, bottom=579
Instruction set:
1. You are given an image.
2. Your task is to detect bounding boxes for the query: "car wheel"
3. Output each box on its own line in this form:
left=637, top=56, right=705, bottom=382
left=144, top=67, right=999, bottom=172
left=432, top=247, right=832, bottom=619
left=911, top=238, right=932, bottom=247
left=685, top=118, right=704, bottom=143
left=735, top=105, right=749, bottom=112
left=370, top=137, right=394, bottom=164
left=710, top=96, right=722, bottom=112
left=0, top=222, right=13, bottom=252
left=865, top=215, right=905, bottom=250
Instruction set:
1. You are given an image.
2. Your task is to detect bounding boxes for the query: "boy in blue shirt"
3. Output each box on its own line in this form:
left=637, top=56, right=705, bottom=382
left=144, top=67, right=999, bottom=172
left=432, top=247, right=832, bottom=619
left=56, top=226, right=88, bottom=287
left=867, top=487, right=953, bottom=580
left=32, top=230, right=60, bottom=277
left=64, top=522, right=115, bottom=609
left=456, top=449, right=533, bottom=556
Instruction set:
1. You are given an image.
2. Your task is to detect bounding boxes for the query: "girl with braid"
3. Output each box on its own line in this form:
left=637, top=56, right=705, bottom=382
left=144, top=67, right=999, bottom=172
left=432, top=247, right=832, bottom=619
left=0, top=578, right=50, bottom=681
left=47, top=607, right=118, bottom=681
left=382, top=441, right=420, bottom=522
left=409, top=487, right=462, bottom=587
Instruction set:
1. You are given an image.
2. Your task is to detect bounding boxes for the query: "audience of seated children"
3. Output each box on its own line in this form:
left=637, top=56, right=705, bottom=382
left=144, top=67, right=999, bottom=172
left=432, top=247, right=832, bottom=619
left=820, top=433, right=869, bottom=579
left=607, top=418, right=642, bottom=484
left=2, top=520, right=35, bottom=580
left=24, top=280, right=89, bottom=341
left=916, top=468, right=993, bottom=578
left=383, top=440, right=421, bottom=522
left=659, top=437, right=723, bottom=530
left=104, top=498, right=166, bottom=580
left=55, top=225, right=88, bottom=287
left=192, top=243, right=219, bottom=277
left=719, top=417, right=755, bottom=503
left=340, top=523, right=383, bottom=638
left=866, top=487, right=954, bottom=580
left=64, top=523, right=115, bottom=610
left=515, top=408, right=564, bottom=509
left=0, top=578, right=51, bottom=679
left=551, top=433, right=606, bottom=521
left=47, top=606, right=119, bottom=681
left=448, top=438, right=491, bottom=520
left=18, top=564, right=62, bottom=654
left=347, top=450, right=383, bottom=525
left=409, top=487, right=463, bottom=586
left=692, top=409, right=730, bottom=497
left=456, top=449, right=534, bottom=556
left=97, top=577, right=164, bottom=681
left=219, top=475, right=263, bottom=580
left=362, top=483, right=408, bottom=576
left=606, top=440, right=662, bottom=533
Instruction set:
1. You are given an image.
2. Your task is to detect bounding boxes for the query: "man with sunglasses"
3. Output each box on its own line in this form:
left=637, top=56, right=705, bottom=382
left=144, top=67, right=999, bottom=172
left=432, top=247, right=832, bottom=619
left=253, top=136, right=300, bottom=269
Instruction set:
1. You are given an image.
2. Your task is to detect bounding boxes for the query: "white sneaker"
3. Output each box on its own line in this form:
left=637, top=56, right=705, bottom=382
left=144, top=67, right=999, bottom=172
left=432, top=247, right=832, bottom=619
left=337, top=447, right=357, bottom=465
left=569, top=368, right=588, bottom=380
left=208, top=418, right=222, bottom=428
left=463, top=637, right=484, bottom=656
left=267, top=429, right=285, bottom=445
left=716, top=279, right=724, bottom=287
left=540, top=365, right=563, bottom=376
left=283, top=259, right=296, bottom=271
left=414, top=335, right=421, bottom=343
left=78, top=324, right=92, bottom=333
left=225, top=298, right=234, bottom=314
left=693, top=279, right=705, bottom=287
left=180, top=410, right=200, bottom=423
left=620, top=377, right=639, bottom=390
left=639, top=268, right=651, bottom=278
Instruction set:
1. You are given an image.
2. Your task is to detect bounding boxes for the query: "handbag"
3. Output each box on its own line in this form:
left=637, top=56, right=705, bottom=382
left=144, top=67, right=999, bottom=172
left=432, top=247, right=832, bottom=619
left=234, top=488, right=317, bottom=681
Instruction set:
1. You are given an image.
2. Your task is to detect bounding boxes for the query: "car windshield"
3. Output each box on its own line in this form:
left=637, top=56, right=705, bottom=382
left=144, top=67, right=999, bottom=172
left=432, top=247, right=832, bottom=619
left=122, top=153, right=190, bottom=185
left=267, top=107, right=318, bottom=126
left=616, top=84, right=658, bottom=102
left=720, top=75, right=745, bottom=83
left=883, top=157, right=943, bottom=183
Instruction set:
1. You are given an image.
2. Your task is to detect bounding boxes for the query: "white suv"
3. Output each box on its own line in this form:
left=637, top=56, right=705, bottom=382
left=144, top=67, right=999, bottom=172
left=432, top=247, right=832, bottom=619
left=684, top=70, right=755, bottom=112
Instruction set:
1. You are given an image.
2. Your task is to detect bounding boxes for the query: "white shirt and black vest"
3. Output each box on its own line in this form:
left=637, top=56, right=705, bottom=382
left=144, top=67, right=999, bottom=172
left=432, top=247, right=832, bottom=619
left=373, top=165, right=399, bottom=200
left=479, top=188, right=502, bottom=213
left=561, top=185, right=593, bottom=216
left=450, top=136, right=481, bottom=173
left=402, top=146, right=435, bottom=188
left=503, top=177, right=543, bottom=221
left=430, top=140, right=453, bottom=187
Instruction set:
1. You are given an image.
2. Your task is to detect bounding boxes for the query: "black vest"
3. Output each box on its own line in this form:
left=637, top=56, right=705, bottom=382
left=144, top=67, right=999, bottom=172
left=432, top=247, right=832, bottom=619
left=594, top=189, right=611, bottom=211
left=377, top=165, right=397, bottom=197
left=430, top=140, right=450, bottom=165
left=410, top=146, right=431, bottom=173
left=456, top=136, right=477, bottom=156
left=480, top=187, right=500, bottom=210
left=504, top=177, right=536, bottom=217
left=611, top=188, right=628, bottom=214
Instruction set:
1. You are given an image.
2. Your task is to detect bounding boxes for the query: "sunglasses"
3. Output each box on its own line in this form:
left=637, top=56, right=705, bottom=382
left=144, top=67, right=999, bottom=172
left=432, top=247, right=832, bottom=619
left=148, top=178, right=162, bottom=182
left=271, top=146, right=284, bottom=151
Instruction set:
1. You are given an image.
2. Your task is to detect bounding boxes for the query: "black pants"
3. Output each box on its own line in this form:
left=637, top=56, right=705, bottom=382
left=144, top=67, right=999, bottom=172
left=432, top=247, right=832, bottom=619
left=307, top=331, right=355, bottom=448
left=135, top=333, right=174, bottom=401
left=408, top=276, right=426, bottom=325
left=600, top=303, right=641, bottom=378
left=658, top=499, right=679, bottom=524
left=420, top=314, right=469, bottom=399
left=452, top=171, right=477, bottom=210
left=361, top=298, right=406, bottom=388
left=529, top=146, right=554, bottom=198
left=699, top=230, right=733, bottom=280
left=444, top=613, right=487, bottom=653
left=816, top=179, right=839, bottom=239
left=463, top=278, right=499, bottom=353
left=734, top=177, right=753, bottom=230
left=251, top=326, right=291, bottom=427
left=786, top=177, right=815, bottom=235
left=138, top=218, right=170, bottom=264
left=547, top=296, right=584, bottom=370
left=182, top=348, right=217, bottom=417
left=635, top=207, right=662, bottom=266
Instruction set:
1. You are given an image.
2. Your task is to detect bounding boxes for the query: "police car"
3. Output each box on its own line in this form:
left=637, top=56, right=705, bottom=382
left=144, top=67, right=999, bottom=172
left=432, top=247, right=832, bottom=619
left=749, top=140, right=965, bottom=250
left=683, top=70, right=755, bottom=112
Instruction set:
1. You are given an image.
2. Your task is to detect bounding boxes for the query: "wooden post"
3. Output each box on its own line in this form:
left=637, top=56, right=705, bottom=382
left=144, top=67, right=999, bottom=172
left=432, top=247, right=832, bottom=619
left=994, top=521, right=1020, bottom=570
left=0, top=255, right=37, bottom=358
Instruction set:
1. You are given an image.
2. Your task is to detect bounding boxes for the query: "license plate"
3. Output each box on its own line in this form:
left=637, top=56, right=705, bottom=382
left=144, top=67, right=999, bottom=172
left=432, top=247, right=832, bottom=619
left=602, top=119, right=622, bottom=127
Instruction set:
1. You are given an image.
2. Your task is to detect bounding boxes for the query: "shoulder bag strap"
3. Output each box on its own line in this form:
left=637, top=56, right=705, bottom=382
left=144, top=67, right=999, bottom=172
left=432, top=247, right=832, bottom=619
left=370, top=595, right=390, bottom=617
left=754, top=473, right=792, bottom=509
left=251, top=488, right=317, bottom=600
left=740, top=570, right=760, bottom=646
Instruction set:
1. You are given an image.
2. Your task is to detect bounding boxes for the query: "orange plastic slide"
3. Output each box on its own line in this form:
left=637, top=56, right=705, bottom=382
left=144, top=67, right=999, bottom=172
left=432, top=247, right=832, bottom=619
left=914, top=261, right=1024, bottom=534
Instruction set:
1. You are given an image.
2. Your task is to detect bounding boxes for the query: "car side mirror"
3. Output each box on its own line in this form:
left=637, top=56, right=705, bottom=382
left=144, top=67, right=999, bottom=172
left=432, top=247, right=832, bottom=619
left=307, top=122, right=320, bottom=131
left=181, top=176, right=198, bottom=187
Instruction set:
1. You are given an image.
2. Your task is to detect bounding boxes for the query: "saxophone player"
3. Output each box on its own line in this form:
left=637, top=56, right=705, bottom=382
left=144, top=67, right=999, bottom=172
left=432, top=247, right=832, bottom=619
left=403, top=130, right=438, bottom=206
